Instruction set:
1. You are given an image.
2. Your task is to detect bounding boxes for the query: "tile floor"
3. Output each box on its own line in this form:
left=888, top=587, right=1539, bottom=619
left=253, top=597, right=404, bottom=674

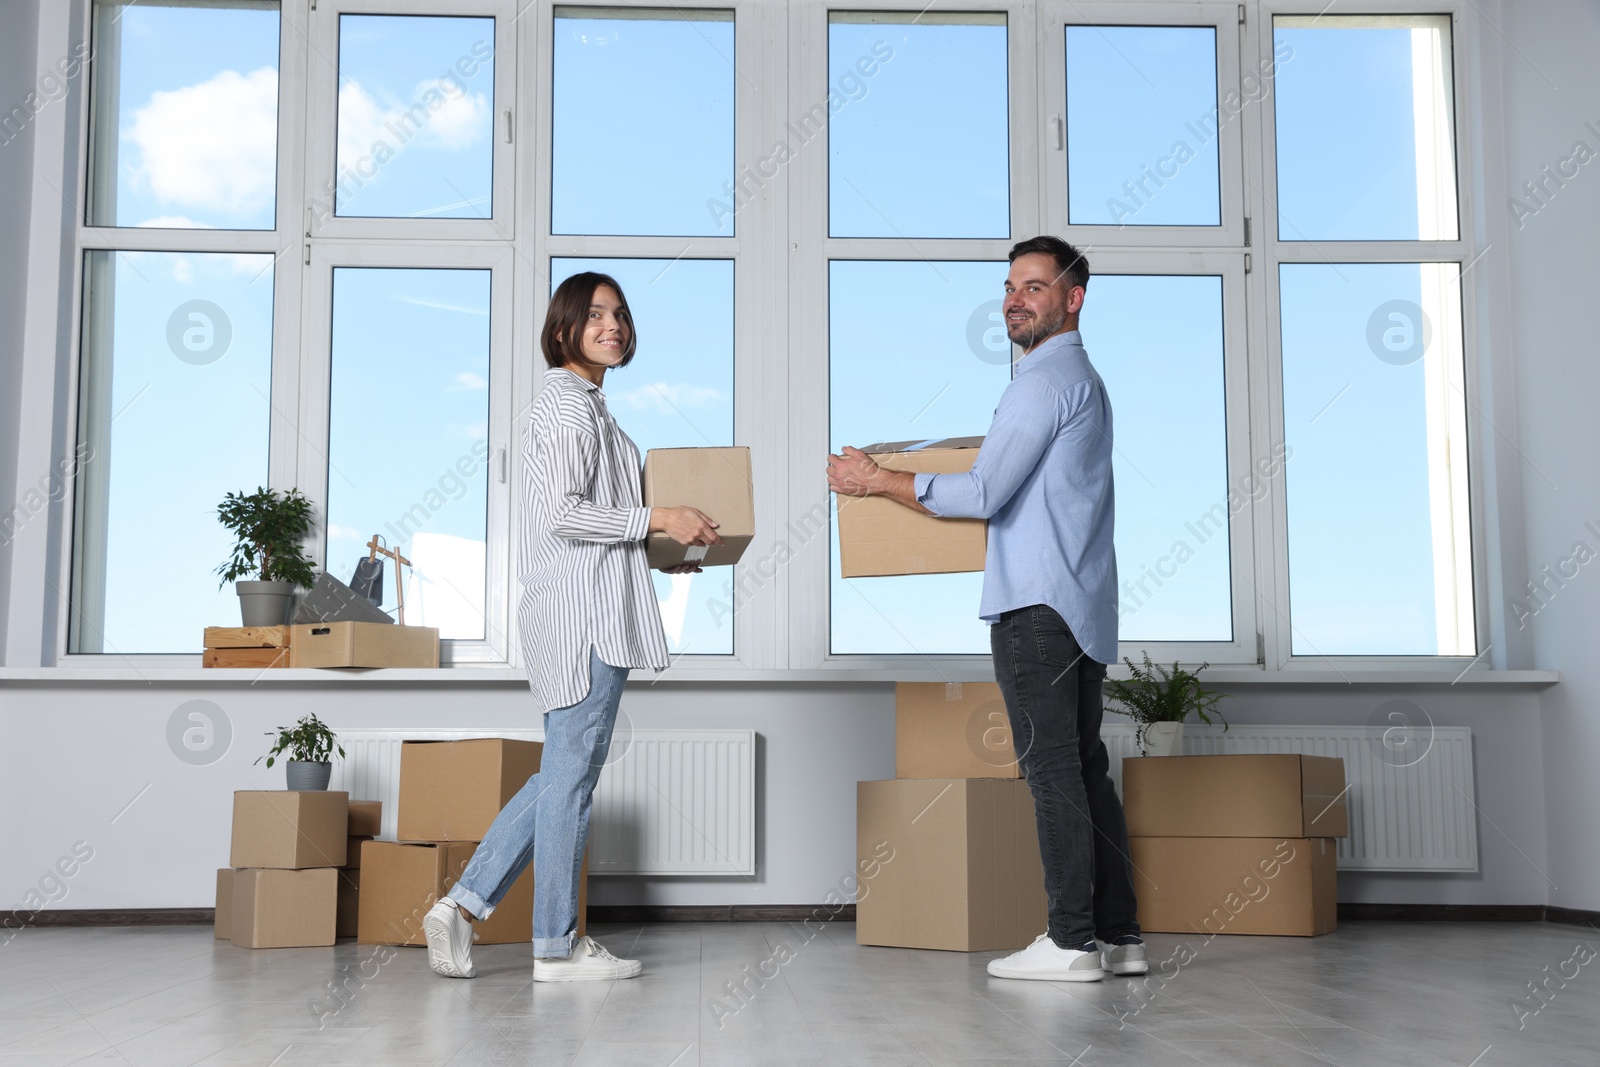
left=1, top=920, right=1596, bottom=1066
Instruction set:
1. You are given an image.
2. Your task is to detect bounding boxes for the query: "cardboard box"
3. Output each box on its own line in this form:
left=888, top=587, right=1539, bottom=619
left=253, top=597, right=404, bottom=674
left=348, top=800, right=382, bottom=837
left=336, top=869, right=360, bottom=938
left=895, top=681, right=1020, bottom=779
left=289, top=622, right=439, bottom=669
left=1123, top=754, right=1349, bottom=839
left=230, top=867, right=338, bottom=948
left=230, top=791, right=349, bottom=869
left=856, top=778, right=1045, bottom=952
left=356, top=841, right=589, bottom=946
left=641, top=446, right=755, bottom=569
left=397, top=739, right=542, bottom=843
left=836, top=437, right=986, bottom=578
left=344, top=837, right=373, bottom=868
left=214, top=869, right=233, bottom=940
left=1130, top=837, right=1338, bottom=936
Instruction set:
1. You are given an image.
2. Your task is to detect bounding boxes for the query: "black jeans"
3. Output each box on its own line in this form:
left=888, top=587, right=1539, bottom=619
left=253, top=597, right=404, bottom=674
left=991, top=604, right=1139, bottom=949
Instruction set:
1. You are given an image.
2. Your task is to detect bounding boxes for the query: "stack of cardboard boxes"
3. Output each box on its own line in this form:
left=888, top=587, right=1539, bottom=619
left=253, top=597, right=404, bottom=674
left=1123, top=754, right=1350, bottom=937
left=336, top=800, right=381, bottom=937
left=856, top=682, right=1047, bottom=951
left=357, top=738, right=587, bottom=946
left=216, top=791, right=351, bottom=947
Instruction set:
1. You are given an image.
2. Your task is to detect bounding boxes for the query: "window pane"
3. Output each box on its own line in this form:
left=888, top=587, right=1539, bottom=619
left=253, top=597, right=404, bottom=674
left=1281, top=263, right=1474, bottom=655
left=1066, top=26, right=1221, bottom=227
left=830, top=261, right=1008, bottom=655
left=1091, top=276, right=1231, bottom=640
left=551, top=258, right=735, bottom=656
left=88, top=1, right=280, bottom=229
left=335, top=16, right=495, bottom=219
left=552, top=9, right=734, bottom=236
left=72, top=251, right=275, bottom=653
left=326, top=269, right=490, bottom=639
left=828, top=14, right=1009, bottom=239
left=1273, top=16, right=1458, bottom=241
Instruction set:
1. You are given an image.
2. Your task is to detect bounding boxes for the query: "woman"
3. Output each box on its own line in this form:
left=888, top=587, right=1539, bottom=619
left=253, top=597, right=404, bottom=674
left=422, top=271, right=721, bottom=981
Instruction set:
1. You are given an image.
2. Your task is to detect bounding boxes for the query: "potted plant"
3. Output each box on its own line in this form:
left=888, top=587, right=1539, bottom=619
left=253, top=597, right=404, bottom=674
left=1105, top=653, right=1229, bottom=757
left=258, top=713, right=345, bottom=790
left=216, top=487, right=318, bottom=626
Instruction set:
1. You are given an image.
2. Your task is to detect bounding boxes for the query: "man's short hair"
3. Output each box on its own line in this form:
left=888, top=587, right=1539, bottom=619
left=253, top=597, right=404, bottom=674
left=1008, top=236, right=1089, bottom=292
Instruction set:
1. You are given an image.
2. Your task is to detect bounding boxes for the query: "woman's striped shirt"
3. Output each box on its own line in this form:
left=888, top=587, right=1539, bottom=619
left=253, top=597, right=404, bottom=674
left=517, top=367, right=669, bottom=712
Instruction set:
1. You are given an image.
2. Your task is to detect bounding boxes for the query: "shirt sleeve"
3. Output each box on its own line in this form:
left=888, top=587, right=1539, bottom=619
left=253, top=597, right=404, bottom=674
left=915, top=375, right=1063, bottom=520
left=532, top=420, right=652, bottom=543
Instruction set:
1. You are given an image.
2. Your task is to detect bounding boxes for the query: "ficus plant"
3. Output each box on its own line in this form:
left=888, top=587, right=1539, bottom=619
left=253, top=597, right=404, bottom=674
left=258, top=713, right=345, bottom=768
left=215, top=487, right=318, bottom=588
left=1104, top=653, right=1229, bottom=752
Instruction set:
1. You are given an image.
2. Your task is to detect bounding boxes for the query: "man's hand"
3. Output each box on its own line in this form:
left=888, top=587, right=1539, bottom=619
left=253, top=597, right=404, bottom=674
left=826, top=446, right=884, bottom=497
left=827, top=446, right=935, bottom=515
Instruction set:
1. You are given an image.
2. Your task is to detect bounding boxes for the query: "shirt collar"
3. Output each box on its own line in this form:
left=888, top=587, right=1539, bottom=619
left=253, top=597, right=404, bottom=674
left=1015, top=329, right=1083, bottom=373
left=547, top=366, right=600, bottom=392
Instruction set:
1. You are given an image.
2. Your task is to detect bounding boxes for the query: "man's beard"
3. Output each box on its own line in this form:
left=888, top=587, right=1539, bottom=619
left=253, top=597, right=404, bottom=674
left=1006, top=307, right=1067, bottom=347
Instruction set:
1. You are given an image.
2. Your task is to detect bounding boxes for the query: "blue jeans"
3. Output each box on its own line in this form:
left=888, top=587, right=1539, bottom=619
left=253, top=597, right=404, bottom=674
left=447, top=647, right=628, bottom=958
left=991, top=605, right=1139, bottom=949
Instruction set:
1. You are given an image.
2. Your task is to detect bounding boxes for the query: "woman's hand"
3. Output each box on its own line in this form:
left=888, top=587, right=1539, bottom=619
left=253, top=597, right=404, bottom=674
left=649, top=506, right=723, bottom=548
left=661, top=562, right=704, bottom=575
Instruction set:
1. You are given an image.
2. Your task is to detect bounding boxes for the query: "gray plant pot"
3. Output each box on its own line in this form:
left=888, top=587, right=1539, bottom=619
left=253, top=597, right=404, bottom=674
left=237, top=580, right=296, bottom=626
left=286, top=760, right=332, bottom=790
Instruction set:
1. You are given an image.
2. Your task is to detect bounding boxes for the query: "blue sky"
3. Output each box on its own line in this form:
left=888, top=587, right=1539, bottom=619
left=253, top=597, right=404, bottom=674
left=79, top=6, right=1466, bottom=659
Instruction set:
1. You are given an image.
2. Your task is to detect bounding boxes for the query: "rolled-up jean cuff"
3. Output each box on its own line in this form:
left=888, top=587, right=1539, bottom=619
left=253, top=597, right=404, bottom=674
left=445, top=888, right=494, bottom=922
left=534, top=934, right=575, bottom=959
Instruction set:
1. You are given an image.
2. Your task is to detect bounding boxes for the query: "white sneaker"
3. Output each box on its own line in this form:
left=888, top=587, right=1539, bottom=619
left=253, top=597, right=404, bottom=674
left=532, top=936, right=642, bottom=983
left=422, top=900, right=477, bottom=979
left=1096, top=937, right=1150, bottom=976
left=987, top=934, right=1105, bottom=982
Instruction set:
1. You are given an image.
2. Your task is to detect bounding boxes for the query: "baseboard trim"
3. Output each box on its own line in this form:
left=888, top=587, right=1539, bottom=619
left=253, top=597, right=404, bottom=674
left=4, top=904, right=857, bottom=930
left=6, top=909, right=215, bottom=928
left=586, top=905, right=857, bottom=924
left=10, top=903, right=1591, bottom=930
left=1338, top=903, right=1546, bottom=922
left=1545, top=906, right=1600, bottom=928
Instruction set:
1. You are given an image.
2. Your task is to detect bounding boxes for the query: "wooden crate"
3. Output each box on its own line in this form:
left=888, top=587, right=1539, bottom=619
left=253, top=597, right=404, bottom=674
left=202, top=625, right=292, bottom=669
left=203, top=626, right=292, bottom=648
left=203, top=647, right=291, bottom=669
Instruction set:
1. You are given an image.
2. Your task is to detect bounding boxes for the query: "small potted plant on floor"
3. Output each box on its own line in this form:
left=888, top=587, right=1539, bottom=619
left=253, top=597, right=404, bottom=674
left=259, top=713, right=345, bottom=790
left=216, top=487, right=318, bottom=626
left=1105, top=653, right=1229, bottom=756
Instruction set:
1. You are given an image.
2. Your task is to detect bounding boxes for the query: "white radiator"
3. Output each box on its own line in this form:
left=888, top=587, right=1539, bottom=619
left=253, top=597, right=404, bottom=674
left=329, top=728, right=755, bottom=876
left=1101, top=723, right=1477, bottom=872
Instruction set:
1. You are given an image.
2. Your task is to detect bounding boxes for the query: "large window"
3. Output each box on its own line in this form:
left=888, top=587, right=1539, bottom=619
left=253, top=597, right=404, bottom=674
left=59, top=1, right=1484, bottom=671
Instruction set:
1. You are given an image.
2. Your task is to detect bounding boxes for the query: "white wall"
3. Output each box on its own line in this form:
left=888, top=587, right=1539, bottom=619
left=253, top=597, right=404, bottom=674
left=0, top=0, right=1594, bottom=913
left=1498, top=0, right=1600, bottom=913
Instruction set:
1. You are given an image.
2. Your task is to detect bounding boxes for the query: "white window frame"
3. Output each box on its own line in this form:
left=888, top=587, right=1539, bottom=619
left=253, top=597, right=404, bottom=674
left=30, top=0, right=1504, bottom=680
left=1255, top=1, right=1486, bottom=674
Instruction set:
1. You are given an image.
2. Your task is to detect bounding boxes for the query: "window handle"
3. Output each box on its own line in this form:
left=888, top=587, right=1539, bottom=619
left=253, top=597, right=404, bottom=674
left=503, top=108, right=513, bottom=144
left=1049, top=114, right=1063, bottom=151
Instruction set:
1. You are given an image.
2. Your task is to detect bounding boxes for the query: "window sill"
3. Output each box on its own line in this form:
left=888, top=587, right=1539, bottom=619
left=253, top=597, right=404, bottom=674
left=0, top=665, right=1562, bottom=686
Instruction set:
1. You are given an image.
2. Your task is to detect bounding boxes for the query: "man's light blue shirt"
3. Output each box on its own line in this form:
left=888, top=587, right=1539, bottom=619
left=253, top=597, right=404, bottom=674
left=913, top=330, right=1119, bottom=665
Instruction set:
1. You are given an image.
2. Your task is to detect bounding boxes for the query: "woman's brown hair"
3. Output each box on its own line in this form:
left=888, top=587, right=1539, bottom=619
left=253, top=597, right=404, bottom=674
left=541, top=271, right=638, bottom=369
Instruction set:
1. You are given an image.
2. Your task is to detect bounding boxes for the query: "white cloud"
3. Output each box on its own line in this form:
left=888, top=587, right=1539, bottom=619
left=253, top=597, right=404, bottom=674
left=134, top=215, right=214, bottom=229
left=613, top=382, right=726, bottom=416
left=327, top=523, right=365, bottom=543
left=448, top=371, right=488, bottom=392
left=336, top=77, right=489, bottom=176
left=126, top=67, right=278, bottom=218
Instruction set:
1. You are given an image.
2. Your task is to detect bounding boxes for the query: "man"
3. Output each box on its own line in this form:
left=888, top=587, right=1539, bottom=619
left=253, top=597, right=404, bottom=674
left=826, top=236, right=1145, bottom=982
